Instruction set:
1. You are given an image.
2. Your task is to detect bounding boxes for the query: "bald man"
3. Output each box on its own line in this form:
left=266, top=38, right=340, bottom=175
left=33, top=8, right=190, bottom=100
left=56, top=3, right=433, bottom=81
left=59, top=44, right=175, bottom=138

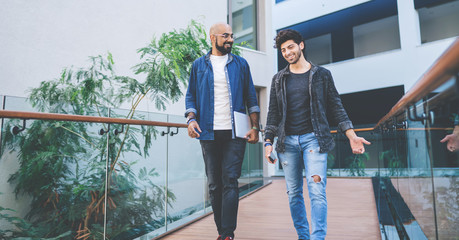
left=185, top=23, right=260, bottom=240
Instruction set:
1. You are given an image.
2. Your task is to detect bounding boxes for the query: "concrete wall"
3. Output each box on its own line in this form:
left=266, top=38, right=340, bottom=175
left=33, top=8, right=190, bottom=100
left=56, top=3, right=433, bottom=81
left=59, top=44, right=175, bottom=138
left=272, top=0, right=372, bottom=30
left=0, top=0, right=230, bottom=116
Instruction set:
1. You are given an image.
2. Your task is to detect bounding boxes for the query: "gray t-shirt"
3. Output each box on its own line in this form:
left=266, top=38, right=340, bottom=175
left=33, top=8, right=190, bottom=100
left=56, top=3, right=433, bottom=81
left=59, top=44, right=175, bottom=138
left=285, top=70, right=314, bottom=135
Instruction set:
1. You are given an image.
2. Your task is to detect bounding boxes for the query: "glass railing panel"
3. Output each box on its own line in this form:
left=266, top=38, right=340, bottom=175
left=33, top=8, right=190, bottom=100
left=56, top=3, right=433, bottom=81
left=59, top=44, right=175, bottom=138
left=247, top=142, right=264, bottom=192
left=240, top=139, right=264, bottom=196
left=106, top=108, right=168, bottom=240
left=371, top=131, right=387, bottom=239
left=385, top=104, right=435, bottom=239
left=241, top=142, right=264, bottom=195
left=240, top=142, right=263, bottom=196
left=240, top=143, right=251, bottom=196
left=163, top=114, right=207, bottom=233
left=425, top=78, right=459, bottom=239
left=0, top=96, right=109, bottom=239
left=0, top=95, right=269, bottom=239
left=330, top=126, right=379, bottom=177
left=326, top=135, right=340, bottom=176
left=3, top=96, right=35, bottom=112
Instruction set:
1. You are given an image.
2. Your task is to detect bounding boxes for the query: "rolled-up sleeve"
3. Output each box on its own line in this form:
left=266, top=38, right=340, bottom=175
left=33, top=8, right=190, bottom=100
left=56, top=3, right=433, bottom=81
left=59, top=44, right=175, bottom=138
left=244, top=61, right=260, bottom=114
left=185, top=62, right=198, bottom=117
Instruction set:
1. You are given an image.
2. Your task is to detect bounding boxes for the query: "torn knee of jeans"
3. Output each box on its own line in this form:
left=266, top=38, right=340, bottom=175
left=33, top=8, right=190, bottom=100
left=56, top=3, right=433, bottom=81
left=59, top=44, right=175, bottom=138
left=311, top=175, right=322, bottom=183
left=223, top=178, right=239, bottom=189
left=208, top=183, right=219, bottom=191
left=281, top=161, right=288, bottom=167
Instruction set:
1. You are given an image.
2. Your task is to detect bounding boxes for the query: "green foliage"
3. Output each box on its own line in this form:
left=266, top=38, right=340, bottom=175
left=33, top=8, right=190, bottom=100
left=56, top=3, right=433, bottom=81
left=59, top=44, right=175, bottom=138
left=0, top=193, right=73, bottom=239
left=133, top=19, right=211, bottom=110
left=327, top=153, right=335, bottom=176
left=345, top=153, right=369, bottom=176
left=0, top=20, right=214, bottom=239
left=379, top=150, right=405, bottom=176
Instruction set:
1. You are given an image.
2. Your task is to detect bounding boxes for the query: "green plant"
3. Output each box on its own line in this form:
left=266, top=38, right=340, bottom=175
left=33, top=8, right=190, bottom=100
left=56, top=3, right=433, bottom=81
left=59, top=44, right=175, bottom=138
left=327, top=153, right=335, bottom=176
left=0, top=20, right=217, bottom=239
left=345, top=153, right=369, bottom=176
left=380, top=150, right=405, bottom=177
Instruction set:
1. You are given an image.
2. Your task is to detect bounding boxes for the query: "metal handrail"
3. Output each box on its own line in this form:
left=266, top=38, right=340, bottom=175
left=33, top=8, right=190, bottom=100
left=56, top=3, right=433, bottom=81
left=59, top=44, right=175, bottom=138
left=375, top=38, right=459, bottom=129
left=0, top=110, right=187, bottom=128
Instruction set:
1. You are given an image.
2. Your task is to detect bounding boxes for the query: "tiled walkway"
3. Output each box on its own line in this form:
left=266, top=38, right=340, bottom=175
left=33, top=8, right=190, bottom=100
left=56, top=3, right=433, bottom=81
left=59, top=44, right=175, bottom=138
left=159, top=178, right=381, bottom=240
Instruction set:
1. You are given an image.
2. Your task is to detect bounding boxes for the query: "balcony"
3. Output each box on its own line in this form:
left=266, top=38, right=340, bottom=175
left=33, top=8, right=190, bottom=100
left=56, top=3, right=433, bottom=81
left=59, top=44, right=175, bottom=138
left=1, top=39, right=458, bottom=239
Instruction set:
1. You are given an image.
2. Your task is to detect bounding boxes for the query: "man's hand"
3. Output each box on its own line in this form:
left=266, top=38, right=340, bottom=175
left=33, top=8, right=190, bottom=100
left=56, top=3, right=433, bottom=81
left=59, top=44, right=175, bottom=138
left=244, top=129, right=259, bottom=144
left=349, top=136, right=371, bottom=154
left=440, top=126, right=459, bottom=152
left=346, top=129, right=371, bottom=154
left=264, top=144, right=277, bottom=164
left=187, top=121, right=202, bottom=138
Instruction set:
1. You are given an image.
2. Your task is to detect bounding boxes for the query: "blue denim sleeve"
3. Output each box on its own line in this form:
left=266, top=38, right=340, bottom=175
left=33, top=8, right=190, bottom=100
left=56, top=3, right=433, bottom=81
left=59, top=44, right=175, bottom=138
left=244, top=61, right=260, bottom=114
left=185, top=61, right=198, bottom=117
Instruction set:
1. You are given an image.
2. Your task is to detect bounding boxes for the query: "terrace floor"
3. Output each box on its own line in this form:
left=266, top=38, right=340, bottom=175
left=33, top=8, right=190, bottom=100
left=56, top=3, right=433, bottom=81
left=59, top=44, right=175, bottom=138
left=158, top=178, right=381, bottom=240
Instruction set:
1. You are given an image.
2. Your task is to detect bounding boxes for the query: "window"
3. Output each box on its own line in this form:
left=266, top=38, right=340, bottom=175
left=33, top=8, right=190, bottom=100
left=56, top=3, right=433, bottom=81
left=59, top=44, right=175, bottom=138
left=417, top=0, right=459, bottom=43
left=305, top=34, right=332, bottom=65
left=229, top=0, right=258, bottom=50
left=353, top=15, right=401, bottom=58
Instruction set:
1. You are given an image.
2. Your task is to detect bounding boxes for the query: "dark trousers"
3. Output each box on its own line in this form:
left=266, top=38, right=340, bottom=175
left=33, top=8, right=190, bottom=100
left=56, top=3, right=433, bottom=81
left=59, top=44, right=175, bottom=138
left=200, top=130, right=246, bottom=239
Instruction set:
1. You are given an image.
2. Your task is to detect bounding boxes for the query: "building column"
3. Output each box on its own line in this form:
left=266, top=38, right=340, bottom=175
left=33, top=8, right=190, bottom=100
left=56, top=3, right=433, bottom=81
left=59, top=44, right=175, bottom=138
left=397, top=0, right=421, bottom=50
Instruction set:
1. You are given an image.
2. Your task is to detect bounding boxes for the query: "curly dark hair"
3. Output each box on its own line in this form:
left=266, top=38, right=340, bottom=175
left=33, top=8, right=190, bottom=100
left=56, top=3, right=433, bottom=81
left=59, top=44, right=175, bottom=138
left=274, top=29, right=303, bottom=49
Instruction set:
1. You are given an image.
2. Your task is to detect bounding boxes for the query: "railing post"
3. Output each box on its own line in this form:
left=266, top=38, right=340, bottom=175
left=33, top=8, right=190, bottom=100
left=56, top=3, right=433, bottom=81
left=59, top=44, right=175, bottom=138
left=407, top=103, right=434, bottom=125
left=0, top=96, right=5, bottom=157
left=103, top=110, right=111, bottom=240
left=165, top=115, right=169, bottom=232
left=455, top=73, right=459, bottom=94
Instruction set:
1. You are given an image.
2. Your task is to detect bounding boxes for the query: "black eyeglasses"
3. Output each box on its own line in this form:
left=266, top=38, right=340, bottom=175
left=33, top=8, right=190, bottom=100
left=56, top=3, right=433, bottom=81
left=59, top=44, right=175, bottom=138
left=214, top=33, right=235, bottom=39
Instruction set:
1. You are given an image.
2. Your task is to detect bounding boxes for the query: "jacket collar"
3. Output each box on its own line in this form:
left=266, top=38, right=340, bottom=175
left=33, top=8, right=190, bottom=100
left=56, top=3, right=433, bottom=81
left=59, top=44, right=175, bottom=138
left=205, top=50, right=234, bottom=64
left=277, top=61, right=318, bottom=82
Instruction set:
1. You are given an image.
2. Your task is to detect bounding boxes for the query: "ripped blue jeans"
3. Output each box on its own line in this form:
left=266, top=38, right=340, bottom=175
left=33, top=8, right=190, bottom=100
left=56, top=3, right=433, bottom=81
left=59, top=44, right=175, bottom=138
left=278, top=133, right=328, bottom=240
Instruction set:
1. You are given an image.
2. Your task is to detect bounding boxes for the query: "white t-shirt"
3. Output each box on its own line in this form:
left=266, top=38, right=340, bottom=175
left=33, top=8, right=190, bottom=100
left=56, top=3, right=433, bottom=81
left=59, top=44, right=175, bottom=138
left=210, top=54, right=232, bottom=130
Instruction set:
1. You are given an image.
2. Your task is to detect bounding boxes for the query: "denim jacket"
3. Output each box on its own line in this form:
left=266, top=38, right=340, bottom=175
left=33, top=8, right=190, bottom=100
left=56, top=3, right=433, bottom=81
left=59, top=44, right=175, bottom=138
left=185, top=51, right=260, bottom=140
left=264, top=63, right=353, bottom=153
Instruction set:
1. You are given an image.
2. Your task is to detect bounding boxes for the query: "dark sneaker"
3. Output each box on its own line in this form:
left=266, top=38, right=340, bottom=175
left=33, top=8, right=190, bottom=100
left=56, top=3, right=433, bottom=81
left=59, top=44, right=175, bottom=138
left=216, top=236, right=222, bottom=240
left=224, top=237, right=233, bottom=240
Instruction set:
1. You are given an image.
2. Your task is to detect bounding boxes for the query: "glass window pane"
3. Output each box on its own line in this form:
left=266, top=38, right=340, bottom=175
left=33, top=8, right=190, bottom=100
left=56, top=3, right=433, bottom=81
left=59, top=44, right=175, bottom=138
left=231, top=0, right=257, bottom=49
left=353, top=15, right=401, bottom=58
left=418, top=0, right=459, bottom=43
left=305, top=34, right=332, bottom=65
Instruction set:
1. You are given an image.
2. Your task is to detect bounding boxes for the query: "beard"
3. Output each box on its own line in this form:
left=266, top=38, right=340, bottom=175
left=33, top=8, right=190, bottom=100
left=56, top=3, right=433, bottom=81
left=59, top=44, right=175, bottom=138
left=216, top=38, right=232, bottom=54
left=285, top=48, right=303, bottom=64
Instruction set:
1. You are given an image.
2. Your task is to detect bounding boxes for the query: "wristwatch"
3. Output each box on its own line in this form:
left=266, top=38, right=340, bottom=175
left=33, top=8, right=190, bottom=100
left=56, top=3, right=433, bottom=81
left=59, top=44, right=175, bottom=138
left=186, top=115, right=195, bottom=124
